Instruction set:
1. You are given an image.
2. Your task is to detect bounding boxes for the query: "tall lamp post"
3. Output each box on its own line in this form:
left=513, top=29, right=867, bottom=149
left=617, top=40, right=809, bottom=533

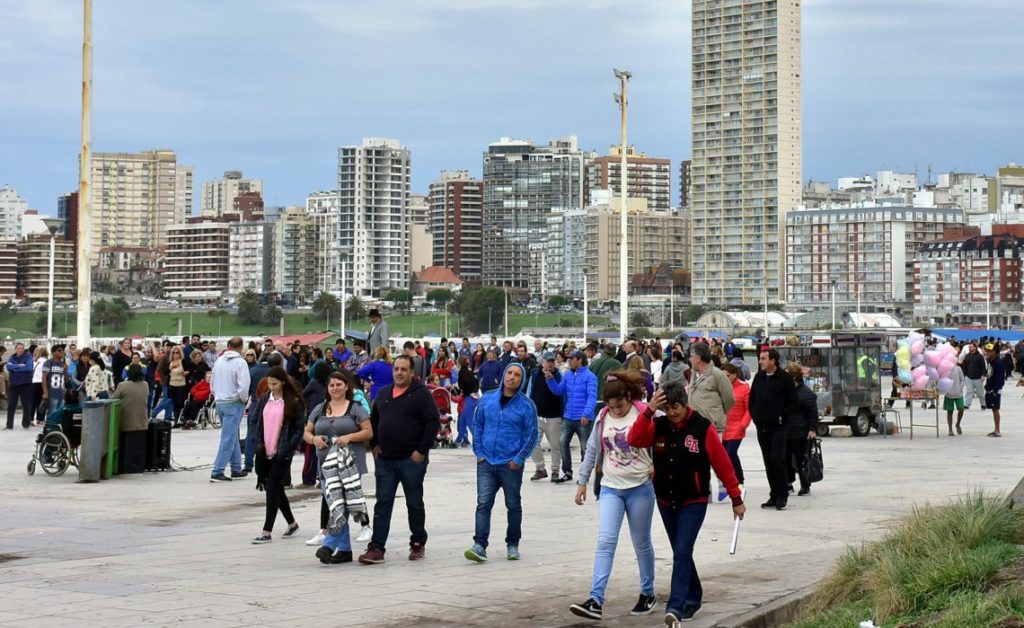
left=830, top=279, right=837, bottom=331
left=339, top=252, right=347, bottom=340
left=581, top=265, right=590, bottom=343
left=76, top=0, right=94, bottom=349
left=614, top=67, right=631, bottom=342
left=42, top=217, right=66, bottom=348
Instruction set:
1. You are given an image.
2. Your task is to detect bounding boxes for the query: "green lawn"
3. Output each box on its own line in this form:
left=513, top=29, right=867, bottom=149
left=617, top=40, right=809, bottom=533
left=0, top=310, right=615, bottom=341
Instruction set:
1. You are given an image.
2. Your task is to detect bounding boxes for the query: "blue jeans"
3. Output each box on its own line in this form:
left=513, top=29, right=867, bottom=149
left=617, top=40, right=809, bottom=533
left=320, top=478, right=351, bottom=552
left=590, top=481, right=656, bottom=605
left=473, top=461, right=524, bottom=550
left=560, top=419, right=592, bottom=475
left=212, top=401, right=244, bottom=477
left=151, top=384, right=174, bottom=420
left=658, top=502, right=708, bottom=614
left=370, top=456, right=429, bottom=552
left=457, top=395, right=479, bottom=445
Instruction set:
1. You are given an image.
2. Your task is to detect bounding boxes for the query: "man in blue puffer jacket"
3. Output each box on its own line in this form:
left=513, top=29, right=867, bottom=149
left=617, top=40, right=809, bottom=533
left=464, top=363, right=539, bottom=563
left=546, top=349, right=598, bottom=483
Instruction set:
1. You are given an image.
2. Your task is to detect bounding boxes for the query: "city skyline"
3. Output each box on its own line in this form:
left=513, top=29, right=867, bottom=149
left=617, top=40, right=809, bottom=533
left=1, top=0, right=1023, bottom=213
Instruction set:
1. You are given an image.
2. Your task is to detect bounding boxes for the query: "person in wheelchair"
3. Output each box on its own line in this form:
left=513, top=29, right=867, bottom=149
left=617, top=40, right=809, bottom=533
left=37, top=388, right=82, bottom=467
left=179, top=371, right=213, bottom=429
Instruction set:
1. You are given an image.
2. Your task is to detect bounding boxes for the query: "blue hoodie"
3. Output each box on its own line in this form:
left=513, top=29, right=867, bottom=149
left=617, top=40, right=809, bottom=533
left=473, top=363, right=539, bottom=467
left=546, top=364, right=598, bottom=422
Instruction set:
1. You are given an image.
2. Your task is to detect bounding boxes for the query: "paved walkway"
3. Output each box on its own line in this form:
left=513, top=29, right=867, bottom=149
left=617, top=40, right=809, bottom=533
left=1, top=388, right=1022, bottom=627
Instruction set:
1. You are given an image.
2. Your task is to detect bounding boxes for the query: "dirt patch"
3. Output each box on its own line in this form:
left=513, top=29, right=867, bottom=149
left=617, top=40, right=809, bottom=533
left=991, top=556, right=1024, bottom=588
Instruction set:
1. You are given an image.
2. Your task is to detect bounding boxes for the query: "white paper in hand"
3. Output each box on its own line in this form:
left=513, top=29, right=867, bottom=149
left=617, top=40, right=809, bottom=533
left=729, top=517, right=741, bottom=555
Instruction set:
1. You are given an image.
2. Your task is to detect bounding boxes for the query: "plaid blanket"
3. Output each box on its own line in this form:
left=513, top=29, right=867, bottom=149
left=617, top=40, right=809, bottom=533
left=321, top=444, right=369, bottom=533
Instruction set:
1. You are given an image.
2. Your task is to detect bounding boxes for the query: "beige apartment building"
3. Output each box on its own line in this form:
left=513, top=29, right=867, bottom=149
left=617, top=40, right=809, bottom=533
left=586, top=146, right=672, bottom=212
left=201, top=170, right=263, bottom=218
left=690, top=0, right=802, bottom=306
left=90, top=150, right=193, bottom=250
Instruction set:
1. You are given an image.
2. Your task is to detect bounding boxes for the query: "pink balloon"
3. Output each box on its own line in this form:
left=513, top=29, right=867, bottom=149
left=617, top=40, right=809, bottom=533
left=913, top=375, right=929, bottom=390
left=912, top=365, right=927, bottom=377
left=911, top=340, right=926, bottom=355
left=936, top=362, right=952, bottom=378
left=924, top=351, right=943, bottom=368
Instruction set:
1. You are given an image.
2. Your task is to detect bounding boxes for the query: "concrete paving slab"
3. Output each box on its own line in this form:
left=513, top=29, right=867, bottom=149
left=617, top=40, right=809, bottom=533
left=2, top=388, right=1023, bottom=626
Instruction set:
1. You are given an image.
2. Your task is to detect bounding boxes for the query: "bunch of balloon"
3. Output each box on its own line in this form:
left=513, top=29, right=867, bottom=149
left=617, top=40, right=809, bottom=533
left=895, top=331, right=959, bottom=393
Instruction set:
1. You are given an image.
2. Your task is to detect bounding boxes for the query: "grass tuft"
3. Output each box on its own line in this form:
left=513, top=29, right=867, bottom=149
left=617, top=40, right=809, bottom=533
left=796, top=491, right=1024, bottom=626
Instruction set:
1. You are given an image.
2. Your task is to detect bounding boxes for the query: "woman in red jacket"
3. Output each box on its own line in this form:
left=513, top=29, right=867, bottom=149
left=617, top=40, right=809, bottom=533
left=720, top=364, right=752, bottom=500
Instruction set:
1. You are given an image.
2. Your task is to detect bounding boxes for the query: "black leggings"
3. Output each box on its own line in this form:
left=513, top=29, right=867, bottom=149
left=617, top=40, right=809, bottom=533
left=263, top=457, right=295, bottom=532
left=168, top=385, right=188, bottom=421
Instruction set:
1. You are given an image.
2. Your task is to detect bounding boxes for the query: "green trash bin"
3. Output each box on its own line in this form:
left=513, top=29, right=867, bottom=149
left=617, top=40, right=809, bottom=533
left=103, top=398, right=122, bottom=479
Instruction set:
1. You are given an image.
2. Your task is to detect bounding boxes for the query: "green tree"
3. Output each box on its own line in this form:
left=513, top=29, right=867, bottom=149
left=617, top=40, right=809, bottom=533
left=548, top=295, right=568, bottom=307
left=312, top=292, right=341, bottom=320
left=426, top=288, right=454, bottom=308
left=386, top=289, right=414, bottom=314
left=630, top=311, right=651, bottom=328
left=346, top=295, right=366, bottom=321
left=237, top=289, right=263, bottom=325
left=261, top=303, right=283, bottom=327
left=455, top=287, right=506, bottom=334
left=93, top=297, right=133, bottom=331
left=207, top=308, right=230, bottom=319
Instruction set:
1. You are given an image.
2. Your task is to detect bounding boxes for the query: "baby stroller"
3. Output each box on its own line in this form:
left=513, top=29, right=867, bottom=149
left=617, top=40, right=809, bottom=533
left=27, top=403, right=83, bottom=477
left=431, top=387, right=456, bottom=448
left=177, top=392, right=220, bottom=429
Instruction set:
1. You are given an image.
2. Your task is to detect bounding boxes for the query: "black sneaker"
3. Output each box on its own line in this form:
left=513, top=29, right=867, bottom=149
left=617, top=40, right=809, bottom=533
left=760, top=499, right=777, bottom=509
left=569, top=598, right=602, bottom=620
left=679, top=603, right=702, bottom=621
left=329, top=549, right=353, bottom=564
left=630, top=593, right=657, bottom=616
left=210, top=474, right=232, bottom=482
left=775, top=500, right=788, bottom=511
left=232, top=470, right=249, bottom=479
left=552, top=473, right=571, bottom=484
left=530, top=469, right=548, bottom=481
left=798, top=486, right=810, bottom=496
left=315, top=546, right=333, bottom=564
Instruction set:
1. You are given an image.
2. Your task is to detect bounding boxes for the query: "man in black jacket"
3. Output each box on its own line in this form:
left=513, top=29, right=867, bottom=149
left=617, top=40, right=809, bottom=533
left=359, top=355, right=440, bottom=565
left=748, top=348, right=797, bottom=510
left=961, top=343, right=987, bottom=410
left=529, top=352, right=565, bottom=482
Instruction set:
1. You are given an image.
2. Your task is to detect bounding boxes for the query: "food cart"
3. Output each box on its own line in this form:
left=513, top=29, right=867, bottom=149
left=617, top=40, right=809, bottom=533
left=774, top=331, right=884, bottom=437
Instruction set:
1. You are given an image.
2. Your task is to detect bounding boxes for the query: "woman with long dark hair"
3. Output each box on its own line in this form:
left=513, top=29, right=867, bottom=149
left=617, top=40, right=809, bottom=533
left=84, top=351, right=113, bottom=401
left=302, top=369, right=372, bottom=563
left=251, top=366, right=307, bottom=544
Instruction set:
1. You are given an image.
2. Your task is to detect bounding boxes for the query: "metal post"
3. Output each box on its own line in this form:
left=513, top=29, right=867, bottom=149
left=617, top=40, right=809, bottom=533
left=670, top=282, right=674, bottom=329
left=488, top=307, right=492, bottom=335
left=504, top=289, right=508, bottom=338
left=339, top=255, right=346, bottom=339
left=763, top=282, right=769, bottom=337
left=614, top=68, right=631, bottom=342
left=76, top=0, right=93, bottom=349
left=831, top=279, right=837, bottom=330
left=582, top=266, right=589, bottom=343
left=46, top=232, right=56, bottom=346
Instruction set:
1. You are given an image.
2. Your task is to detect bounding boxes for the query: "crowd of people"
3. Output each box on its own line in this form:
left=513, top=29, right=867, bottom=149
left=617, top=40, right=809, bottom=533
left=9, top=312, right=1018, bottom=625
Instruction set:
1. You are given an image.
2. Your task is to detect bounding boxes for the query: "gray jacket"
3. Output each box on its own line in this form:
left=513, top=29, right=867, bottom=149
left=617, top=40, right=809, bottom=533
left=367, top=320, right=390, bottom=355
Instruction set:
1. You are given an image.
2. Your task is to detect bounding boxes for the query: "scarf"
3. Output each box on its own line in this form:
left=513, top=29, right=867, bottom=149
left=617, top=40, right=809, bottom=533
left=321, top=444, right=370, bottom=533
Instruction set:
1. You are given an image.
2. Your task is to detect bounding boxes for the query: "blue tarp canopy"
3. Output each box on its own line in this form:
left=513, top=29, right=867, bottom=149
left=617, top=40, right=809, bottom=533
left=930, top=328, right=1024, bottom=342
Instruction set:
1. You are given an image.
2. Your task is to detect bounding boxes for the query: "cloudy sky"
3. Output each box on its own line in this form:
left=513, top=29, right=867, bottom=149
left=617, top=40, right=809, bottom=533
left=1, top=0, right=1022, bottom=213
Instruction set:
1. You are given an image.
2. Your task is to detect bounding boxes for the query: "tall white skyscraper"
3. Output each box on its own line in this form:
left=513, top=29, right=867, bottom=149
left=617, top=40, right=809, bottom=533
left=337, top=138, right=411, bottom=297
left=690, top=0, right=802, bottom=306
left=0, top=185, right=29, bottom=240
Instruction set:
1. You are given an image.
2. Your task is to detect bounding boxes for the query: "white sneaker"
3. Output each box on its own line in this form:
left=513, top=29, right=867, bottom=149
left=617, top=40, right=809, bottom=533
left=355, top=526, right=372, bottom=542
left=305, top=532, right=326, bottom=546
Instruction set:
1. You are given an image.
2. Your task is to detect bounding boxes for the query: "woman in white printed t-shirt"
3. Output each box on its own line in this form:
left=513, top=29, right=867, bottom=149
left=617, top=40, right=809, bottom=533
left=568, top=369, right=658, bottom=621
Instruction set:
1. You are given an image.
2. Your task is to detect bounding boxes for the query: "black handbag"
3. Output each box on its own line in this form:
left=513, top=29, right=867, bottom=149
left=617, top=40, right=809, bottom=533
left=804, top=439, right=824, bottom=484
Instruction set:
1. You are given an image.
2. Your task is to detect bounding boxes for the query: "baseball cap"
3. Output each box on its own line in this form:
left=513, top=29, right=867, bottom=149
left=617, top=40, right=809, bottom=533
left=541, top=351, right=556, bottom=362
left=570, top=350, right=586, bottom=360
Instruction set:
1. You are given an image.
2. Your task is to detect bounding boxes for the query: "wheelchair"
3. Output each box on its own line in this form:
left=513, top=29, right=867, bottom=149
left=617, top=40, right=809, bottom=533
left=27, top=405, right=83, bottom=477
left=177, top=394, right=220, bottom=430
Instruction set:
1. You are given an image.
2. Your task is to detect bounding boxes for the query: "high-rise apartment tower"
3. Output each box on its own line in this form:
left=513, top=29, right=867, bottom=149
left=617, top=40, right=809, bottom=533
left=689, top=0, right=802, bottom=306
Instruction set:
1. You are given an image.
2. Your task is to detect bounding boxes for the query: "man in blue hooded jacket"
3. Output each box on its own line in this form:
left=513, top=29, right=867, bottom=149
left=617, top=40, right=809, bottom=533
left=464, top=363, right=539, bottom=563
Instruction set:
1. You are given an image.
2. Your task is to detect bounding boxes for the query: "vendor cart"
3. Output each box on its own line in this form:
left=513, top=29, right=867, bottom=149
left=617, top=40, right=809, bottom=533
left=775, top=331, right=884, bottom=437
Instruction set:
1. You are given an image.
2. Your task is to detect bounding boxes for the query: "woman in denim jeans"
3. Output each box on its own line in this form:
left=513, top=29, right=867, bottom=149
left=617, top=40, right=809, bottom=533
left=568, top=370, right=658, bottom=621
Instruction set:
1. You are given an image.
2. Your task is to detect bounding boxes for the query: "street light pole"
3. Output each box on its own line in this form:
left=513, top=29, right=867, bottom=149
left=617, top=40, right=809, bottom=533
left=831, top=279, right=837, bottom=331
left=76, top=0, right=93, bottom=349
left=581, top=265, right=589, bottom=343
left=488, top=307, right=493, bottom=336
left=614, top=68, right=631, bottom=342
left=42, top=217, right=65, bottom=348
left=339, top=254, right=347, bottom=340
